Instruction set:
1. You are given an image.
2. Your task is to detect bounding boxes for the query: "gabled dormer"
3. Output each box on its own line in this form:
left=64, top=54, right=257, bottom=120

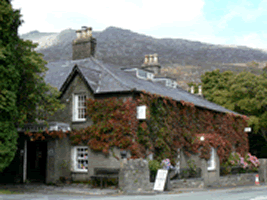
left=121, top=54, right=178, bottom=89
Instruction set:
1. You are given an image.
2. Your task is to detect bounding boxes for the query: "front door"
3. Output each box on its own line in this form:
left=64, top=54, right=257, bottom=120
left=27, top=141, right=47, bottom=183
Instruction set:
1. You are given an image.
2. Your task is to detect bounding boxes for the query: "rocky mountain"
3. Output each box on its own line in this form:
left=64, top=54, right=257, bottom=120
left=19, top=26, right=267, bottom=86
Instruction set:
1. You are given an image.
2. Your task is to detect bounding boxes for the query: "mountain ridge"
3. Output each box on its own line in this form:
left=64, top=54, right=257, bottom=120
left=19, top=26, right=267, bottom=88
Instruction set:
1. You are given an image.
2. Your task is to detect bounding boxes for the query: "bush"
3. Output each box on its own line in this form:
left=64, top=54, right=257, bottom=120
left=148, top=160, right=161, bottom=182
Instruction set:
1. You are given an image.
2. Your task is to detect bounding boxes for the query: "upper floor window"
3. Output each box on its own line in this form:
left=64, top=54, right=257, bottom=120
left=73, top=94, right=87, bottom=122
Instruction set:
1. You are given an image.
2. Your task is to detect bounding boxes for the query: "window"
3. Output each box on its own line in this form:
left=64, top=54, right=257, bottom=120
left=137, top=105, right=146, bottom=120
left=73, top=94, right=86, bottom=121
left=147, top=73, right=154, bottom=80
left=166, top=79, right=172, bottom=87
left=137, top=69, right=147, bottom=79
left=207, top=148, right=216, bottom=171
left=73, top=146, right=88, bottom=172
left=172, top=81, right=177, bottom=88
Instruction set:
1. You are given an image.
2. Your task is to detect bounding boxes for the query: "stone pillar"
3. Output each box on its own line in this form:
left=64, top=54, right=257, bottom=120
left=119, top=158, right=151, bottom=192
left=259, top=159, right=267, bottom=183
left=46, top=140, right=57, bottom=184
left=201, top=158, right=208, bottom=187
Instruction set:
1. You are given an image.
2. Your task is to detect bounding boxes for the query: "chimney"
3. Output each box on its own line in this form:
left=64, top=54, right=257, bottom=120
left=190, top=86, right=194, bottom=94
left=72, top=26, right=96, bottom=60
left=198, top=85, right=202, bottom=95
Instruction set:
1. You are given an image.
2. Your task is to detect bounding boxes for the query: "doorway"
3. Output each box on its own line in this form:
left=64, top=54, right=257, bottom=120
left=27, top=141, right=47, bottom=183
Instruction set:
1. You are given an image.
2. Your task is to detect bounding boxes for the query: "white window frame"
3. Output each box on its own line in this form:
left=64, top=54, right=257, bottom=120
left=147, top=73, right=154, bottom=80
left=172, top=81, right=177, bottom=88
left=72, top=94, right=87, bottom=122
left=72, top=146, right=89, bottom=172
left=207, top=148, right=216, bottom=171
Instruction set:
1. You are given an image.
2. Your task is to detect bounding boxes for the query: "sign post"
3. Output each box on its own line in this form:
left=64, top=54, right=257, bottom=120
left=153, top=169, right=168, bottom=191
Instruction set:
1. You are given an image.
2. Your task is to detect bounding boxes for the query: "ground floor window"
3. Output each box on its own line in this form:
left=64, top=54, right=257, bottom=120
left=73, top=146, right=88, bottom=172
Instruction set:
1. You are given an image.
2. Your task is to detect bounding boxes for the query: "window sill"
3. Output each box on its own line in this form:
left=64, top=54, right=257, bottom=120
left=72, top=120, right=86, bottom=123
left=71, top=170, right=88, bottom=174
left=207, top=168, right=216, bottom=172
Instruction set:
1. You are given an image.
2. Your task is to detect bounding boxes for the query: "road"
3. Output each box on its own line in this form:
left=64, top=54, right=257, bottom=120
left=1, top=186, right=267, bottom=200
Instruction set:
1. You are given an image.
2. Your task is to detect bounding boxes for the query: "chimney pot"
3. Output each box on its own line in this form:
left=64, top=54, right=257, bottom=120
left=153, top=53, right=158, bottom=64
left=81, top=29, right=87, bottom=38
left=149, top=54, right=153, bottom=64
left=198, top=85, right=202, bottom=95
left=144, top=55, right=149, bottom=64
left=191, top=86, right=194, bottom=94
left=76, top=30, right=82, bottom=39
left=86, top=27, right=92, bottom=37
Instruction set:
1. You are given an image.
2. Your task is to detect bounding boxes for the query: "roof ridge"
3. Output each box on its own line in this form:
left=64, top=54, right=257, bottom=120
left=90, top=57, right=133, bottom=91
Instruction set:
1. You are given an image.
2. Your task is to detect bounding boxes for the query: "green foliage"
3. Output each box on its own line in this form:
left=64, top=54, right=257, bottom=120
left=15, top=39, right=64, bottom=125
left=0, top=121, right=18, bottom=172
left=187, top=159, right=197, bottom=172
left=201, top=70, right=267, bottom=141
left=0, top=0, right=22, bottom=172
left=148, top=160, right=161, bottom=181
left=247, top=61, right=259, bottom=68
left=0, top=0, right=64, bottom=172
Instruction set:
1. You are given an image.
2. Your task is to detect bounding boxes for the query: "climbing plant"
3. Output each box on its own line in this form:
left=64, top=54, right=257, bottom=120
left=25, top=91, right=249, bottom=166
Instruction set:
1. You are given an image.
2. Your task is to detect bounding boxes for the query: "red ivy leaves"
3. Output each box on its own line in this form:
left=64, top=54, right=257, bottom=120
left=23, top=91, right=249, bottom=164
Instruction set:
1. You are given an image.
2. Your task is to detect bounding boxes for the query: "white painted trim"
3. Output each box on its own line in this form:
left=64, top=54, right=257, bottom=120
left=207, top=148, right=216, bottom=171
left=23, top=140, right=27, bottom=183
left=137, top=105, right=146, bottom=120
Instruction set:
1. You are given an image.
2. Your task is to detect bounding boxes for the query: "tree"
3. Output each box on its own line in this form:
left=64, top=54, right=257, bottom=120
left=200, top=70, right=267, bottom=142
left=0, top=0, right=64, bottom=172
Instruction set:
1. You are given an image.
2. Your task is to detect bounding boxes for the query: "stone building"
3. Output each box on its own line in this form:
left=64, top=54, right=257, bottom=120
left=1, top=27, right=242, bottom=185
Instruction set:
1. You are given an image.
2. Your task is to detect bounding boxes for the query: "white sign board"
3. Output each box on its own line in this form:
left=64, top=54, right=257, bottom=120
left=244, top=127, right=252, bottom=132
left=137, top=105, right=146, bottom=120
left=153, top=169, right=168, bottom=191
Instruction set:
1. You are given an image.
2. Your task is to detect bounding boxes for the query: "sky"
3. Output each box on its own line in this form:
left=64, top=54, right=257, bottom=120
left=11, top=0, right=267, bottom=50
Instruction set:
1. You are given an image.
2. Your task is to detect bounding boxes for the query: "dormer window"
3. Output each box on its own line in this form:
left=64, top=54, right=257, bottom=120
left=147, top=73, right=154, bottom=80
left=137, top=70, right=147, bottom=79
left=172, top=81, right=177, bottom=88
left=166, top=79, right=172, bottom=87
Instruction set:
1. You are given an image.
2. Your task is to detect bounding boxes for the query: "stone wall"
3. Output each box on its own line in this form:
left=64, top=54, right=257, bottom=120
left=119, top=158, right=151, bottom=192
left=169, top=173, right=257, bottom=189
left=219, top=173, right=257, bottom=187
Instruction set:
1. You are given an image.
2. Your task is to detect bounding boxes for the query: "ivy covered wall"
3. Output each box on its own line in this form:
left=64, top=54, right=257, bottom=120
left=68, top=91, right=249, bottom=165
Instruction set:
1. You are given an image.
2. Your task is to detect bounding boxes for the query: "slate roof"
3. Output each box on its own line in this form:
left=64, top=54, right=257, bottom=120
left=45, top=57, right=239, bottom=115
